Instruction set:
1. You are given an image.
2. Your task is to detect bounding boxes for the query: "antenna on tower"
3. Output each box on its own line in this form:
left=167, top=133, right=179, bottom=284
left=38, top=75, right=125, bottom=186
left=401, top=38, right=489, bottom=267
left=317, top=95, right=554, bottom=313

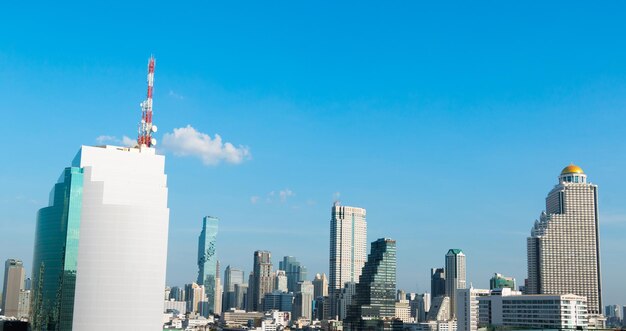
left=137, top=56, right=158, bottom=147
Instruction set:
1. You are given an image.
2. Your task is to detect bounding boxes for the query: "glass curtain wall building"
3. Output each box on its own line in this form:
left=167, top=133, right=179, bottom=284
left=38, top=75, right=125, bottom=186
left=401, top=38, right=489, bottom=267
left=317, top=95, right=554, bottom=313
left=30, top=145, right=169, bottom=331
left=197, top=216, right=219, bottom=314
left=345, top=238, right=397, bottom=331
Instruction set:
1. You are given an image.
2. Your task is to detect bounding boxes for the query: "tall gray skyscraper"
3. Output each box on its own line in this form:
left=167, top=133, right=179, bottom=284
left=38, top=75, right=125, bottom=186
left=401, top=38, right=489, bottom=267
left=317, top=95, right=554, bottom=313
left=293, top=281, right=315, bottom=321
left=2, top=259, right=25, bottom=318
left=197, top=216, right=219, bottom=314
left=252, top=250, right=273, bottom=312
left=279, top=256, right=308, bottom=293
left=527, top=164, right=602, bottom=314
left=445, top=249, right=466, bottom=318
left=345, top=238, right=397, bottom=331
left=329, top=202, right=367, bottom=318
left=312, top=273, right=329, bottom=298
left=430, top=267, right=446, bottom=299
left=223, top=265, right=245, bottom=311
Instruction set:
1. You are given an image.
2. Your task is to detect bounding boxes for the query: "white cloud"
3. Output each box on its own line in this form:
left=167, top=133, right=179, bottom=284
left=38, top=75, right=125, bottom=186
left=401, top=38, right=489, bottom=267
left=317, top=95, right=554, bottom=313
left=279, top=189, right=293, bottom=202
left=96, top=135, right=135, bottom=147
left=168, top=90, right=184, bottom=100
left=161, top=125, right=251, bottom=166
left=250, top=196, right=260, bottom=204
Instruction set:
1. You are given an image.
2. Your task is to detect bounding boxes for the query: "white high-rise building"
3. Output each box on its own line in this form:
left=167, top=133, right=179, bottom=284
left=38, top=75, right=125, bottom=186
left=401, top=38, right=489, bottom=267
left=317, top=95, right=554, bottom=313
left=527, top=164, right=602, bottom=315
left=456, top=287, right=490, bottom=331
left=445, top=249, right=466, bottom=318
left=31, top=145, right=169, bottom=330
left=329, top=203, right=367, bottom=318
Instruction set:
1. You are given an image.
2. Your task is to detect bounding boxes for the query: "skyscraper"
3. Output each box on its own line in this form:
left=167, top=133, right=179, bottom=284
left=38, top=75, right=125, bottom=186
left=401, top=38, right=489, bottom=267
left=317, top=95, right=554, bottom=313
left=345, top=238, right=397, bottom=331
left=312, top=273, right=329, bottom=298
left=445, top=249, right=466, bottom=318
left=430, top=267, right=446, bottom=299
left=31, top=144, right=169, bottom=330
left=2, top=259, right=25, bottom=318
left=329, top=203, right=367, bottom=318
left=252, top=250, right=273, bottom=312
left=197, top=216, right=219, bottom=314
left=293, top=281, right=315, bottom=321
left=223, top=265, right=245, bottom=311
left=527, top=165, right=602, bottom=314
left=279, top=256, right=308, bottom=293
left=275, top=270, right=288, bottom=293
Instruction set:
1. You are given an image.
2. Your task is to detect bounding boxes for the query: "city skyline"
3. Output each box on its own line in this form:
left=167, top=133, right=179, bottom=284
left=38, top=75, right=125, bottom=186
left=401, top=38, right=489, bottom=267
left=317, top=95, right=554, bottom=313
left=2, top=1, right=626, bottom=308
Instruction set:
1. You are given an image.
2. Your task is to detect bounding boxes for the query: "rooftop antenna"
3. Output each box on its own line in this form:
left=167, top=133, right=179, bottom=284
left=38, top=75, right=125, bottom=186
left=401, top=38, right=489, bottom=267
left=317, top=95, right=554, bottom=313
left=137, top=56, right=158, bottom=147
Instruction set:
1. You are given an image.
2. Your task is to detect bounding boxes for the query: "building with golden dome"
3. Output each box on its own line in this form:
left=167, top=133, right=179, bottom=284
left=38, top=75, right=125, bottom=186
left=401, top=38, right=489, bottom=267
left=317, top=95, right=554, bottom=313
left=526, top=164, right=602, bottom=316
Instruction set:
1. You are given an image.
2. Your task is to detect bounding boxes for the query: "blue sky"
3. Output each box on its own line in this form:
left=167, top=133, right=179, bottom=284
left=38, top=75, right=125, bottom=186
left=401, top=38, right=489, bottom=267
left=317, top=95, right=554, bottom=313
left=1, top=2, right=626, bottom=305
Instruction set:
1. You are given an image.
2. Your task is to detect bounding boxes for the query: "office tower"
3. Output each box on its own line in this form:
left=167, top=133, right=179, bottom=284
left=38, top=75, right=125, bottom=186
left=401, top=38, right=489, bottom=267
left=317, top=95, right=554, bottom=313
left=456, top=287, right=490, bottom=331
left=329, top=203, right=367, bottom=318
left=279, top=256, right=308, bottom=293
left=414, top=293, right=431, bottom=322
left=430, top=268, right=446, bottom=298
left=338, top=282, right=356, bottom=321
left=234, top=283, right=248, bottom=311
left=527, top=165, right=602, bottom=314
left=489, top=273, right=516, bottom=290
left=252, top=251, right=273, bottom=312
left=395, top=300, right=412, bottom=323
left=264, top=291, right=294, bottom=312
left=17, top=289, right=30, bottom=319
left=2, top=259, right=25, bottom=318
left=169, top=286, right=185, bottom=301
left=293, top=281, right=314, bottom=321
left=164, top=286, right=171, bottom=300
left=223, top=266, right=245, bottom=310
left=214, top=261, right=222, bottom=315
left=185, top=283, right=206, bottom=314
left=345, top=238, right=397, bottom=331
left=445, top=249, right=466, bottom=318
left=31, top=144, right=169, bottom=331
left=312, top=273, right=328, bottom=298
left=197, top=216, right=219, bottom=314
left=275, top=270, right=288, bottom=293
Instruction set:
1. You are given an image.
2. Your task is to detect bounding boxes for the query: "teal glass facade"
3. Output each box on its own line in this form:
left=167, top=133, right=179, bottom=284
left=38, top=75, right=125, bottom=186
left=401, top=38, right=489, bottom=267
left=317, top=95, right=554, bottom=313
left=31, top=167, right=84, bottom=331
left=197, top=216, right=218, bottom=314
left=345, top=238, right=397, bottom=331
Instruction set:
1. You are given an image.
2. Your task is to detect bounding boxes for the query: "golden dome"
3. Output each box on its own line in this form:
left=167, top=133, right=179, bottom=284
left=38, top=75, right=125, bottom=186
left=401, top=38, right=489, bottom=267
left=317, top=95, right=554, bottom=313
left=561, top=164, right=584, bottom=175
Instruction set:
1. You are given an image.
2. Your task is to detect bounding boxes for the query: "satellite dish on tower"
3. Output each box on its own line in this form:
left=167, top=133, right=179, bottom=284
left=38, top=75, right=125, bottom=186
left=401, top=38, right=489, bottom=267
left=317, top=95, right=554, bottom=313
left=151, top=125, right=158, bottom=133
left=151, top=138, right=157, bottom=146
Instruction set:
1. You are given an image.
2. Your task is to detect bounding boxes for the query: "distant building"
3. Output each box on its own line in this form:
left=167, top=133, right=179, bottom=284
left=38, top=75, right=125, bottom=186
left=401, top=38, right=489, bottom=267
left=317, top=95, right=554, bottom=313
left=197, top=216, right=219, bottom=314
left=263, top=291, right=294, bottom=312
left=489, top=273, right=515, bottom=290
left=312, top=273, right=329, bottom=298
left=444, top=249, right=466, bottom=318
left=169, top=286, right=185, bottom=301
left=478, top=288, right=587, bottom=329
left=396, top=300, right=412, bottom=323
left=279, top=256, right=307, bottom=293
left=221, top=309, right=264, bottom=328
left=427, top=296, right=450, bottom=321
left=234, top=283, right=248, bottom=311
left=527, top=165, right=602, bottom=314
left=338, top=282, right=356, bottom=321
left=164, top=299, right=187, bottom=315
left=345, top=238, right=397, bottom=331
left=252, top=251, right=273, bottom=312
left=456, top=287, right=490, bottom=331
left=185, top=282, right=206, bottom=314
left=329, top=203, right=367, bottom=318
left=274, top=270, right=288, bottom=293
left=293, top=281, right=315, bottom=321
left=430, top=268, right=446, bottom=299
left=17, top=290, right=30, bottom=319
left=2, top=259, right=25, bottom=318
left=413, top=293, right=431, bottom=322
left=223, top=265, right=245, bottom=311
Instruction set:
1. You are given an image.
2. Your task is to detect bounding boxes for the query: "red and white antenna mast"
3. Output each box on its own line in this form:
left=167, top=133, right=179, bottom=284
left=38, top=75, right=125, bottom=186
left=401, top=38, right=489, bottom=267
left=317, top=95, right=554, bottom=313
left=137, top=56, right=157, bottom=147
